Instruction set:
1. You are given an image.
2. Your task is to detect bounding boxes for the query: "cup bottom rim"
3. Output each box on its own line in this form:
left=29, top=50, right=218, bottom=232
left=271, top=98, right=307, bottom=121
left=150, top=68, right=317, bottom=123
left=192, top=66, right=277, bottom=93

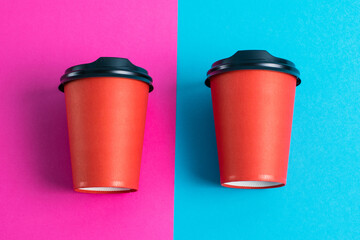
left=222, top=181, right=285, bottom=189
left=75, top=187, right=137, bottom=194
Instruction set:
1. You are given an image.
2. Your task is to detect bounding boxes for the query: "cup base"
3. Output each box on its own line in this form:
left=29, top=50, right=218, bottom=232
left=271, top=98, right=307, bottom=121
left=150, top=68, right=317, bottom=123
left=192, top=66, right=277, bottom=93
left=222, top=181, right=285, bottom=189
left=75, top=187, right=136, bottom=194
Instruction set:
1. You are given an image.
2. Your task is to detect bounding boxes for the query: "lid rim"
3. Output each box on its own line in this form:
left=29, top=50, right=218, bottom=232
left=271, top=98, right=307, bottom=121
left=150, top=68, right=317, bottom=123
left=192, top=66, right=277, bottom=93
left=59, top=73, right=153, bottom=93
left=205, top=68, right=301, bottom=88
left=59, top=57, right=153, bottom=92
left=58, top=75, right=154, bottom=92
left=207, top=62, right=300, bottom=76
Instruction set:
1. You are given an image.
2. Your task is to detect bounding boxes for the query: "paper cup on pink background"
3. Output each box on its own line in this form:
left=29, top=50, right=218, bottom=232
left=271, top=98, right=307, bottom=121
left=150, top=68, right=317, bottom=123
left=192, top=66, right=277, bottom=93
left=59, top=57, right=153, bottom=193
left=205, top=50, right=301, bottom=189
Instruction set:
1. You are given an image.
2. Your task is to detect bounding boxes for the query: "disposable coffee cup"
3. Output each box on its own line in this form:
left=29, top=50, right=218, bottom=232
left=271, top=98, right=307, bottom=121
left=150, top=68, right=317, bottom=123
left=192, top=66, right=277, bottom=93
left=205, top=50, right=301, bottom=189
left=59, top=57, right=153, bottom=193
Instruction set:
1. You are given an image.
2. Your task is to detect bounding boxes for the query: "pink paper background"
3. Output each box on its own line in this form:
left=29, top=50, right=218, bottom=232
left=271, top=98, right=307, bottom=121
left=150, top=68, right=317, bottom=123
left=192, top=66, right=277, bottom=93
left=0, top=0, right=176, bottom=239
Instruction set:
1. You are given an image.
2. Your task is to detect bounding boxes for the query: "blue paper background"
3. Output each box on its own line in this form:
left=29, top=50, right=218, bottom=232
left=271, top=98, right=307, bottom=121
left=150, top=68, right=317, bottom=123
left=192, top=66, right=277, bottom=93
left=175, top=0, right=360, bottom=239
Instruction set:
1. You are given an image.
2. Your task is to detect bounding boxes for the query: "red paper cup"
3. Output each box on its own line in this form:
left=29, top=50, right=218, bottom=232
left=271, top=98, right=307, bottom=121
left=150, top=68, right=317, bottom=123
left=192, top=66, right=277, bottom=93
left=205, top=50, right=301, bottom=189
left=59, top=57, right=153, bottom=193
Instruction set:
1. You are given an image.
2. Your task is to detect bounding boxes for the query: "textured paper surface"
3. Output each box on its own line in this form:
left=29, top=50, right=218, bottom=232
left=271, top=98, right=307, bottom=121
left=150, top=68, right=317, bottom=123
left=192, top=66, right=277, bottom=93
left=0, top=0, right=176, bottom=239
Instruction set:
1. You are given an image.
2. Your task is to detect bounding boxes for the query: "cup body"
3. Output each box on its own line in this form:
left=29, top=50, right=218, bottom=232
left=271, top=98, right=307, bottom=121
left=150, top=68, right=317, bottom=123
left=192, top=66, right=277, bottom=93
left=210, top=70, right=297, bottom=189
left=64, top=76, right=149, bottom=193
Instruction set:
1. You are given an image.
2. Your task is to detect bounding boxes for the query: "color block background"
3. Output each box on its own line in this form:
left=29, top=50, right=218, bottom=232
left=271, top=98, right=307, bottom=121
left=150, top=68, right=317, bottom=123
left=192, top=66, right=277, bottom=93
left=0, top=0, right=176, bottom=239
left=1, top=0, right=360, bottom=239
left=175, top=0, right=360, bottom=239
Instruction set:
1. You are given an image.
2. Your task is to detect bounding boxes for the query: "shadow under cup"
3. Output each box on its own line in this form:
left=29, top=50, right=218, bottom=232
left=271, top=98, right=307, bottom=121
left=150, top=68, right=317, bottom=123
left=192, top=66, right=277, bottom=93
left=206, top=50, right=301, bottom=189
left=59, top=57, right=153, bottom=193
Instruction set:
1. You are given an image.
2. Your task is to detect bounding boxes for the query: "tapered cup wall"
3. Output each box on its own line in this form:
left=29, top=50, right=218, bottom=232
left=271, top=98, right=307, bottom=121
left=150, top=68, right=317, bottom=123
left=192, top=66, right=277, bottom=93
left=64, top=77, right=149, bottom=193
left=210, top=70, right=297, bottom=189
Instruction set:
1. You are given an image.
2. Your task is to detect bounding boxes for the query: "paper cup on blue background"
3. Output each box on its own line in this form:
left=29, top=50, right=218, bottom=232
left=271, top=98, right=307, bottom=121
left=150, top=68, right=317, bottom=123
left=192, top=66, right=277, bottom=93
left=205, top=50, right=301, bottom=189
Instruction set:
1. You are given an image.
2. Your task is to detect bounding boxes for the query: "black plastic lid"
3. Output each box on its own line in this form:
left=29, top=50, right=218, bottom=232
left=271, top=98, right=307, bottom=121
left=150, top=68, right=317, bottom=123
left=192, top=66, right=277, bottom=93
left=205, top=50, right=301, bottom=87
left=59, top=57, right=153, bottom=92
